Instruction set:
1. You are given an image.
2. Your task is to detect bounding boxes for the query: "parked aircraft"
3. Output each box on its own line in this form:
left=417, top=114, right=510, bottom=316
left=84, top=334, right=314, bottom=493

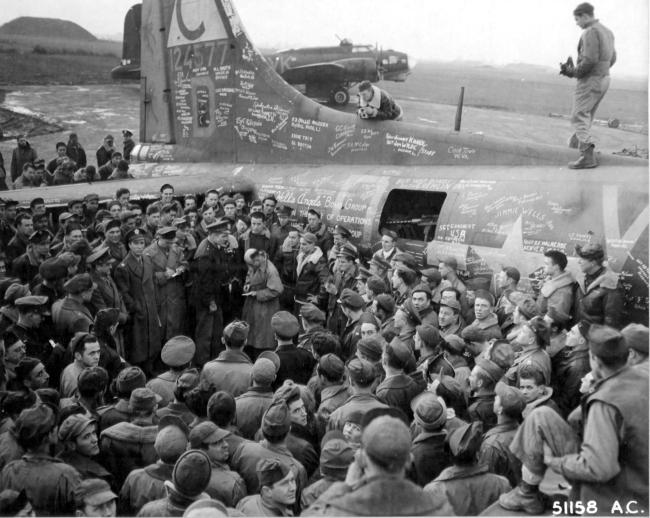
left=268, top=39, right=411, bottom=105
left=16, top=0, right=649, bottom=325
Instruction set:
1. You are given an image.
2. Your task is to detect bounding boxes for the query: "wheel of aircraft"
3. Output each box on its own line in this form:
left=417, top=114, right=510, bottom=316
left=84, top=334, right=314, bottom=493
left=329, top=86, right=350, bottom=106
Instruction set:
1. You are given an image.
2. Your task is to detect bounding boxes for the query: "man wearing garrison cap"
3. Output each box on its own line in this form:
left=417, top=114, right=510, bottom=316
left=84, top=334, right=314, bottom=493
left=574, top=242, right=625, bottom=329
left=144, top=223, right=188, bottom=340
left=114, top=227, right=161, bottom=374
left=501, top=325, right=649, bottom=514
left=325, top=241, right=359, bottom=340
left=230, top=399, right=308, bottom=509
left=304, top=415, right=453, bottom=516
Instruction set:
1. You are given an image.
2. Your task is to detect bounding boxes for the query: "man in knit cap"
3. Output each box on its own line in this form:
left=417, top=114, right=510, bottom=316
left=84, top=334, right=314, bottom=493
left=236, top=458, right=296, bottom=517
left=305, top=415, right=453, bottom=516
left=327, top=357, right=388, bottom=431
left=235, top=357, right=277, bottom=439
left=119, top=415, right=189, bottom=516
left=424, top=421, right=510, bottom=515
left=189, top=421, right=247, bottom=507
left=409, top=392, right=451, bottom=486
left=301, top=433, right=354, bottom=508
left=230, top=399, right=308, bottom=500
left=138, top=449, right=212, bottom=517
left=201, top=321, right=252, bottom=397
left=147, top=335, right=196, bottom=407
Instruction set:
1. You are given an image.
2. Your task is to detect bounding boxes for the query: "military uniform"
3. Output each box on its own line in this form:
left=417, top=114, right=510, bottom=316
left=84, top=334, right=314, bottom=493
left=235, top=386, right=275, bottom=440
left=51, top=295, right=94, bottom=346
left=327, top=394, right=388, bottom=431
left=0, top=454, right=81, bottom=516
left=100, top=421, right=158, bottom=488
left=119, top=461, right=173, bottom=516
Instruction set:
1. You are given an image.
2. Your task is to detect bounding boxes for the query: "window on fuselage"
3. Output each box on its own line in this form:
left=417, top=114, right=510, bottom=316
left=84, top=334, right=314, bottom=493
left=379, top=189, right=447, bottom=242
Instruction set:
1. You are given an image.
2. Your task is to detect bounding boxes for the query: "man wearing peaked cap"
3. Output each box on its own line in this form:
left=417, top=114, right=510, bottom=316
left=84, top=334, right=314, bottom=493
left=236, top=458, right=296, bottom=516
left=327, top=223, right=357, bottom=270
left=146, top=336, right=196, bottom=407
left=272, top=311, right=316, bottom=389
left=114, top=218, right=161, bottom=374
left=52, top=273, right=95, bottom=346
left=74, top=478, right=118, bottom=518
left=188, top=422, right=246, bottom=507
left=574, top=241, right=625, bottom=329
left=201, top=320, right=253, bottom=398
left=477, top=381, right=525, bottom=487
left=425, top=421, right=510, bottom=516
left=304, top=415, right=454, bottom=516
left=138, top=449, right=212, bottom=517
left=57, top=413, right=112, bottom=483
left=326, top=357, right=388, bottom=432
left=12, top=295, right=51, bottom=363
left=144, top=214, right=188, bottom=341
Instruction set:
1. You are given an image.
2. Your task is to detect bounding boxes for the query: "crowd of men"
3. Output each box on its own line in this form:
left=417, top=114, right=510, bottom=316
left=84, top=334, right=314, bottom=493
left=0, top=131, right=136, bottom=191
left=0, top=175, right=646, bottom=517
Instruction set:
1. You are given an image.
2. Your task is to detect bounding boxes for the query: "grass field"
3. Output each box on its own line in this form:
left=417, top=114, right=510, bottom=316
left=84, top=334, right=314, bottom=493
left=381, top=61, right=648, bottom=129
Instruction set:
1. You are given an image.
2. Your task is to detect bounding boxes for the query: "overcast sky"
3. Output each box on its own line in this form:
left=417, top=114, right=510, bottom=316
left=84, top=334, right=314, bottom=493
left=1, top=0, right=647, bottom=78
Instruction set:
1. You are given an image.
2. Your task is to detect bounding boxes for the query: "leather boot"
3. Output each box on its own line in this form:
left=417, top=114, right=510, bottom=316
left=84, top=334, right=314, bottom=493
left=568, top=144, right=598, bottom=169
left=499, top=481, right=545, bottom=515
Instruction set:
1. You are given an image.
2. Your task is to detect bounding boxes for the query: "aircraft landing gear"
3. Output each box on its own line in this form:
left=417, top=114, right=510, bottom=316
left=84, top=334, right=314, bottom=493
left=329, top=86, right=350, bottom=106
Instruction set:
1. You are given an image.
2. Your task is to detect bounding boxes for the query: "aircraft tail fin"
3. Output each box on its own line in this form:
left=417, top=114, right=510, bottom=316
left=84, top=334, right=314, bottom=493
left=137, top=0, right=644, bottom=168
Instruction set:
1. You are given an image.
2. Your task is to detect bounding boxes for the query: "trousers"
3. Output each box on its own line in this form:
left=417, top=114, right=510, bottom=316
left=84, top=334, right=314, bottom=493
left=571, top=75, right=611, bottom=147
left=509, top=406, right=580, bottom=477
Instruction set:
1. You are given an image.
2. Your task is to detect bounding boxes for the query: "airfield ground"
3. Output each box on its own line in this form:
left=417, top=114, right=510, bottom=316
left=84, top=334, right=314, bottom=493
left=1, top=78, right=647, bottom=164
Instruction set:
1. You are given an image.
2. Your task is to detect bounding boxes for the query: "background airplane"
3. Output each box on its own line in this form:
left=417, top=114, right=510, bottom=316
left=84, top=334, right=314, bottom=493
left=267, top=39, right=411, bottom=105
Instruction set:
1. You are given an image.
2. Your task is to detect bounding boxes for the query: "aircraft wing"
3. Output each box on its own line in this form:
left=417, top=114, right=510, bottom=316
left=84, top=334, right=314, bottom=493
left=280, top=62, right=347, bottom=85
